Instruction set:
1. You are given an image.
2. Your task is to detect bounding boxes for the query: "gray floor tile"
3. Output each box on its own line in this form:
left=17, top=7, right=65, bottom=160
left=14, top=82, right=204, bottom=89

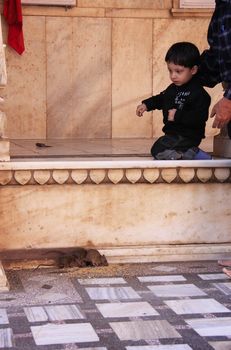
left=209, top=341, right=231, bottom=350
left=198, top=274, right=229, bottom=280
left=109, top=320, right=181, bottom=341
left=213, top=282, right=231, bottom=295
left=151, top=266, right=177, bottom=272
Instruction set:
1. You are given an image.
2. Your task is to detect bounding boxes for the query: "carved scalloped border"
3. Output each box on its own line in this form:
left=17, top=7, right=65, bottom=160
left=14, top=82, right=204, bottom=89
left=0, top=167, right=230, bottom=186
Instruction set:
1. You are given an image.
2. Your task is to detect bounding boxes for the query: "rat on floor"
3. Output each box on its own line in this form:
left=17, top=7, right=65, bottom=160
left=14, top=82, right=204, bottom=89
left=34, top=247, right=108, bottom=270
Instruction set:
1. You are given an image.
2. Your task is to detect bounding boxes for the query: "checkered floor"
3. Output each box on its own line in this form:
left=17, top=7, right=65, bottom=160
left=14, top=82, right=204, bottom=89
left=1, top=261, right=231, bottom=350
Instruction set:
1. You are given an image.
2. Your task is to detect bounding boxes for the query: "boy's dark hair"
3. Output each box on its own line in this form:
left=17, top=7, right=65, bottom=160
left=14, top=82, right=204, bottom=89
left=165, top=42, right=200, bottom=68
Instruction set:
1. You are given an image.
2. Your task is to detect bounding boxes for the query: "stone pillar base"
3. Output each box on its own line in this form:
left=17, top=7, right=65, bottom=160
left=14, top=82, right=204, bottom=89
left=0, top=261, right=9, bottom=291
left=0, top=139, right=10, bottom=161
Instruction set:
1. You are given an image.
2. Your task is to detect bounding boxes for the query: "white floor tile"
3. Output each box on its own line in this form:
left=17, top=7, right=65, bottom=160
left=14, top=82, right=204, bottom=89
left=148, top=284, right=206, bottom=297
left=79, top=348, right=107, bottom=350
left=0, top=328, right=13, bottom=348
left=24, top=304, right=85, bottom=322
left=198, top=274, right=229, bottom=280
left=78, top=278, right=126, bottom=285
left=86, top=287, right=141, bottom=300
left=96, top=301, right=159, bottom=318
left=138, top=276, right=186, bottom=283
left=0, top=309, right=9, bottom=324
left=109, top=320, right=181, bottom=341
left=126, top=345, right=192, bottom=350
left=31, top=323, right=99, bottom=345
left=165, top=298, right=230, bottom=315
left=24, top=306, right=48, bottom=322
left=186, top=317, right=231, bottom=337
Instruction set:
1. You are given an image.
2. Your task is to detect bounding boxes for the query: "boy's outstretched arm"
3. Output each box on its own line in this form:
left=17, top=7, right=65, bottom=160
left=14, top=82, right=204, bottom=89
left=136, top=103, right=147, bottom=117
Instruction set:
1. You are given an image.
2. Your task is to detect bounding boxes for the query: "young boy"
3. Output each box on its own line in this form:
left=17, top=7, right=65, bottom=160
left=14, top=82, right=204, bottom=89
left=136, top=42, right=212, bottom=160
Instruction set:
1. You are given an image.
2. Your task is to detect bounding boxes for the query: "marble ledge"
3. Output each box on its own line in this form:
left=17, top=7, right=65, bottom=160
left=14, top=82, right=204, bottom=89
left=20, top=6, right=171, bottom=18
left=0, top=158, right=230, bottom=185
left=171, top=8, right=213, bottom=18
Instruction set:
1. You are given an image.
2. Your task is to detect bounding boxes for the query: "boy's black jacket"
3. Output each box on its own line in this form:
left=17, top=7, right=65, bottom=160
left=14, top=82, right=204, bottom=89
left=142, top=76, right=211, bottom=142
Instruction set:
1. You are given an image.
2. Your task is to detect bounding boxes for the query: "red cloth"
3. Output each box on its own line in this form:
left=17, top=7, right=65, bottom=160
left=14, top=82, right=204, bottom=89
left=3, top=0, right=25, bottom=55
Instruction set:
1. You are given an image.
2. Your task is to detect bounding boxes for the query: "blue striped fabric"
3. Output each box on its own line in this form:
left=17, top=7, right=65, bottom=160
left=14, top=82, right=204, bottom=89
left=200, top=0, right=231, bottom=99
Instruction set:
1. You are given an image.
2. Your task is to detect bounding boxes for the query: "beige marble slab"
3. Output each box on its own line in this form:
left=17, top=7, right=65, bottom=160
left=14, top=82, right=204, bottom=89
left=0, top=183, right=230, bottom=250
left=112, top=18, right=153, bottom=138
left=10, top=139, right=153, bottom=158
left=9, top=137, right=214, bottom=159
left=0, top=17, right=7, bottom=87
left=46, top=17, right=73, bottom=138
left=22, top=0, right=75, bottom=5
left=106, top=9, right=171, bottom=18
left=3, top=17, right=46, bottom=139
left=72, top=17, right=112, bottom=138
left=78, top=0, right=172, bottom=9
left=0, top=139, right=10, bottom=161
left=22, top=6, right=106, bottom=17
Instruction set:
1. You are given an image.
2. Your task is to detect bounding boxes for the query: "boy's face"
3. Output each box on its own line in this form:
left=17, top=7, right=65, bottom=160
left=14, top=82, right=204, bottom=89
left=167, top=62, right=198, bottom=86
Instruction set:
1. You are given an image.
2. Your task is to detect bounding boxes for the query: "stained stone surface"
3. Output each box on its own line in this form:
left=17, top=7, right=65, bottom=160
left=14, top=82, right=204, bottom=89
left=0, top=260, right=231, bottom=349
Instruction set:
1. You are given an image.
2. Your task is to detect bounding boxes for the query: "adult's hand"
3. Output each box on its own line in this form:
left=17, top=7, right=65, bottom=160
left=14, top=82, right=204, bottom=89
left=210, top=97, right=231, bottom=129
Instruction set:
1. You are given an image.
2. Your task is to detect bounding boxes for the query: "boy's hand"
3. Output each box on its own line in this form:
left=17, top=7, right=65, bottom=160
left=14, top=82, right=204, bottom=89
left=168, top=108, right=176, bottom=121
left=136, top=103, right=147, bottom=117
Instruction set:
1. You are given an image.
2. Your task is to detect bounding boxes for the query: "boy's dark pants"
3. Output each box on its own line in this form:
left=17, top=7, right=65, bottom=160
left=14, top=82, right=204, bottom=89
left=151, top=134, right=199, bottom=159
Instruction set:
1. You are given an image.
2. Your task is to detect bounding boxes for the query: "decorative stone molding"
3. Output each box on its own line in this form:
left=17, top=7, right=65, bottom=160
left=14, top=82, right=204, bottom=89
left=0, top=160, right=230, bottom=186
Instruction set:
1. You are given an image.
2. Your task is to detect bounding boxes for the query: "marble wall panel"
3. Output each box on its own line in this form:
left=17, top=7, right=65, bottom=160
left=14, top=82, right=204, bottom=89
left=2, top=11, right=222, bottom=141
left=3, top=17, right=46, bottom=139
left=152, top=18, right=222, bottom=138
left=0, top=183, right=230, bottom=249
left=46, top=17, right=73, bottom=138
left=78, top=0, right=172, bottom=9
left=112, top=18, right=153, bottom=138
left=72, top=17, right=112, bottom=138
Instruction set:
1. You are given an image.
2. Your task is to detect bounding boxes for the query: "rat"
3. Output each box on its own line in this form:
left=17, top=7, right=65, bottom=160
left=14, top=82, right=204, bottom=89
left=33, top=247, right=107, bottom=269
left=84, top=249, right=108, bottom=267
left=58, top=248, right=87, bottom=268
